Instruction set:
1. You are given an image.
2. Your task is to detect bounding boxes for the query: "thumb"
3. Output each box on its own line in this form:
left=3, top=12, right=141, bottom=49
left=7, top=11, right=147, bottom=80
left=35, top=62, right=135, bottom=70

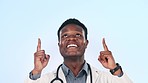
left=43, top=54, right=50, bottom=67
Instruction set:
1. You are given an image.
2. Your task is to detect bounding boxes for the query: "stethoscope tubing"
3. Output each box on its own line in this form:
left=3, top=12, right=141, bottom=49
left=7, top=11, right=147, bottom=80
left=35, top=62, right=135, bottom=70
left=50, top=63, right=92, bottom=83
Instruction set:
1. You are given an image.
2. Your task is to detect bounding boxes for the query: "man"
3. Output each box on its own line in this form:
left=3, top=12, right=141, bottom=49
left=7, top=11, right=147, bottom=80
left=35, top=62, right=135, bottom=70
left=25, top=18, right=132, bottom=83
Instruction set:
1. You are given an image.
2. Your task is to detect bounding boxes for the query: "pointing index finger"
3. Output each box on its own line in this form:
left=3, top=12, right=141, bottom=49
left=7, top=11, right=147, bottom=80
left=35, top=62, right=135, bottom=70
left=102, top=38, right=109, bottom=51
left=37, top=38, right=41, bottom=51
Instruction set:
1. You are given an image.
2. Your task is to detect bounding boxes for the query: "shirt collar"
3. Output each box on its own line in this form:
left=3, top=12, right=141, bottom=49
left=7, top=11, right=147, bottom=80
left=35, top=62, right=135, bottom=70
left=61, top=61, right=89, bottom=76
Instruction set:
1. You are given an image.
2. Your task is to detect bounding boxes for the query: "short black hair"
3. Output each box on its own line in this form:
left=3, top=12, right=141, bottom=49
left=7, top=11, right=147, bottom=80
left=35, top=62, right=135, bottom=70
left=57, top=18, right=88, bottom=40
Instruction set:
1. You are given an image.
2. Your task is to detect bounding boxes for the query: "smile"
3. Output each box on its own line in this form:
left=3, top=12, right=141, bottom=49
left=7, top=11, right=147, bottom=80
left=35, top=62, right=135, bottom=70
left=67, top=44, right=78, bottom=48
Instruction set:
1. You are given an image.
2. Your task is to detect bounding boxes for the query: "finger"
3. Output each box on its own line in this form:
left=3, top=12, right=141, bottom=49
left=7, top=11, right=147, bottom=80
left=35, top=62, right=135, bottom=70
left=98, top=56, right=102, bottom=63
left=102, top=38, right=109, bottom=51
left=98, top=55, right=104, bottom=62
left=101, top=55, right=106, bottom=61
left=100, top=51, right=112, bottom=55
left=34, top=51, right=45, bottom=56
left=37, top=38, right=41, bottom=51
left=99, top=56, right=106, bottom=64
left=100, top=51, right=111, bottom=61
left=99, top=53, right=106, bottom=62
left=44, top=54, right=50, bottom=61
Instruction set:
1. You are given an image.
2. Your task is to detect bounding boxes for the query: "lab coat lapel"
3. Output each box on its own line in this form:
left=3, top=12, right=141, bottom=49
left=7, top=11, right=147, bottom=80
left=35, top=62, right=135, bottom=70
left=86, top=73, right=91, bottom=83
left=86, top=66, right=98, bottom=83
left=59, top=67, right=66, bottom=83
left=52, top=67, right=66, bottom=83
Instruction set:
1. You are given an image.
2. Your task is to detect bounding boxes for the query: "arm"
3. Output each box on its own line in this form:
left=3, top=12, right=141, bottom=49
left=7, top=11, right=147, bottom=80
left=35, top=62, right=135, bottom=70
left=32, top=38, right=50, bottom=75
left=26, top=38, right=50, bottom=82
left=97, top=38, right=132, bottom=83
left=98, top=38, right=123, bottom=76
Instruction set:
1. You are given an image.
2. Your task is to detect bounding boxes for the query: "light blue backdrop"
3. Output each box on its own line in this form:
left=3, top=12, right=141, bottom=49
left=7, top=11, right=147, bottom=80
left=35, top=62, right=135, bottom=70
left=0, top=0, right=148, bottom=83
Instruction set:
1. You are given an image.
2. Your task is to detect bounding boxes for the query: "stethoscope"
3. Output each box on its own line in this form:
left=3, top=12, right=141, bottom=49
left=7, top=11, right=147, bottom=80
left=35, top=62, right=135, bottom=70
left=50, top=63, right=92, bottom=83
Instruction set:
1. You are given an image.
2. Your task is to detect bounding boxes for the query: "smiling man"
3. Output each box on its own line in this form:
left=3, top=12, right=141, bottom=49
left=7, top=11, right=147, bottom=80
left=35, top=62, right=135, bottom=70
left=25, top=18, right=132, bottom=83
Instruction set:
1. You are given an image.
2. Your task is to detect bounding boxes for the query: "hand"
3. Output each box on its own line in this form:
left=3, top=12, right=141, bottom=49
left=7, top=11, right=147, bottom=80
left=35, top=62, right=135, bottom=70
left=32, top=38, right=50, bottom=75
left=98, top=38, right=116, bottom=70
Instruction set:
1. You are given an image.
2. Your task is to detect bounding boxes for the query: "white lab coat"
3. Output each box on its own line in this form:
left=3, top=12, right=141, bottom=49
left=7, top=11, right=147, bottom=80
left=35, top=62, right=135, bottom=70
left=24, top=66, right=132, bottom=83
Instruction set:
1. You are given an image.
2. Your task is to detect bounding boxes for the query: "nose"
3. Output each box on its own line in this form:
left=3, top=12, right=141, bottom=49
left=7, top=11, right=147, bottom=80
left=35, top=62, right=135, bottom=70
left=66, top=35, right=77, bottom=41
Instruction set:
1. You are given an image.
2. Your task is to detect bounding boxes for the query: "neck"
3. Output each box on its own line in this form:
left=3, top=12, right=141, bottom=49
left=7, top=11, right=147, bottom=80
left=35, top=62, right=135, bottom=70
left=63, top=56, right=85, bottom=77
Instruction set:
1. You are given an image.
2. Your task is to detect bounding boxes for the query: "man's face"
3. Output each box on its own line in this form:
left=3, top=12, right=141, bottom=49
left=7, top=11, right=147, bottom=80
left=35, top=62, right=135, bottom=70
left=58, top=24, right=88, bottom=58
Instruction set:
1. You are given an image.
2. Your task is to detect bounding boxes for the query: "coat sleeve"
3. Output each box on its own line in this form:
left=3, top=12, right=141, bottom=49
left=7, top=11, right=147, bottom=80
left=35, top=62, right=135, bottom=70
left=108, top=73, right=133, bottom=83
left=97, top=71, right=133, bottom=83
left=24, top=72, right=54, bottom=83
left=91, top=67, right=133, bottom=83
left=24, top=68, right=66, bottom=83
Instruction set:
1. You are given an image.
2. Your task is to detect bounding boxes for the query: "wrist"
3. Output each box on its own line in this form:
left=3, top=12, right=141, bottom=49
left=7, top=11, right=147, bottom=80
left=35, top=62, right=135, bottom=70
left=32, top=69, right=42, bottom=75
left=29, top=71, right=41, bottom=80
left=110, top=63, right=123, bottom=76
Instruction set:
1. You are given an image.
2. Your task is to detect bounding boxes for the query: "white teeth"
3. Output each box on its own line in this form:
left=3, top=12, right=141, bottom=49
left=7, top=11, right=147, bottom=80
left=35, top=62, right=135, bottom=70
left=67, top=44, right=78, bottom=48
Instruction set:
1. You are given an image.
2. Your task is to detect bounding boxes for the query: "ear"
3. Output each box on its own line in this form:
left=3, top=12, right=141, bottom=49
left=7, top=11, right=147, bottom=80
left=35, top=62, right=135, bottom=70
left=84, top=40, right=89, bottom=48
left=58, top=42, right=60, bottom=47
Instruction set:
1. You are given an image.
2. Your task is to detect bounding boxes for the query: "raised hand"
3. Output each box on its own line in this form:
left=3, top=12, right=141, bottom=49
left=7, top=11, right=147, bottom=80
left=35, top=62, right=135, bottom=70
left=98, top=38, right=116, bottom=70
left=32, top=38, right=50, bottom=75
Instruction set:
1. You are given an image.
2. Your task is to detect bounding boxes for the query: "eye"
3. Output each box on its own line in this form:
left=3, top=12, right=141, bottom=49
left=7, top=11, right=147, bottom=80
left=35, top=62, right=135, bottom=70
left=62, top=34, right=68, bottom=38
left=75, top=33, right=81, bottom=37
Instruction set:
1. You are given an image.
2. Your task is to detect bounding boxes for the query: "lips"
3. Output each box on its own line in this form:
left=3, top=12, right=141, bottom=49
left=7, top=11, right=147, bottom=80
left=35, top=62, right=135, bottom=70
left=67, top=44, right=78, bottom=48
